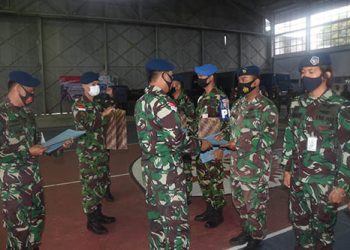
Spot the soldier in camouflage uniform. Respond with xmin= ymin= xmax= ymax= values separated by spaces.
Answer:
xmin=134 ymin=59 xmax=209 ymax=249
xmin=193 ymin=64 xmax=229 ymax=228
xmin=220 ymin=65 xmax=278 ymax=249
xmin=94 ymin=85 xmax=116 ymax=202
xmin=282 ymin=53 xmax=350 ymax=249
xmin=169 ymin=74 xmax=196 ymax=204
xmin=0 ymin=71 xmax=72 ymax=250
xmin=72 ymin=72 xmax=116 ymax=235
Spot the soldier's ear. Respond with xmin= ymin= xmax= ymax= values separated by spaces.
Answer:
xmin=253 ymin=78 xmax=260 ymax=87
xmin=324 ymin=71 xmax=332 ymax=79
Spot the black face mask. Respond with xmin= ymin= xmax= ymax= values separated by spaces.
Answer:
xmin=238 ymin=79 xmax=256 ymax=95
xmin=19 ymin=85 xmax=34 ymax=106
xmin=302 ymin=76 xmax=323 ymax=92
xmin=168 ymin=87 xmax=176 ymax=97
xmin=162 ymin=72 xmax=173 ymax=90
xmin=198 ymin=77 xmax=210 ymax=88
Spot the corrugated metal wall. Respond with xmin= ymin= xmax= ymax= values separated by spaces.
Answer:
xmin=0 ymin=0 xmax=270 ymax=114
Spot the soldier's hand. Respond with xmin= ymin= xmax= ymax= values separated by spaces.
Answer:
xmin=29 ymin=144 xmax=46 ymax=156
xmin=102 ymin=107 xmax=115 ymax=117
xmin=106 ymin=87 xmax=113 ymax=97
xmin=213 ymin=149 xmax=224 ymax=160
xmin=220 ymin=141 xmax=236 ymax=151
xmin=201 ymin=140 xmax=212 ymax=152
xmin=328 ymin=187 xmax=345 ymax=204
xmin=62 ymin=138 xmax=73 ymax=149
xmin=283 ymin=171 xmax=291 ymax=188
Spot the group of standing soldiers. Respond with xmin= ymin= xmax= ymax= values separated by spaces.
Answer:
xmin=135 ymin=52 xmax=350 ymax=250
xmin=0 ymin=70 xmax=118 ymax=249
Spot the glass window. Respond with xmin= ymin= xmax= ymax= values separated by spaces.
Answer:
xmin=274 ymin=4 xmax=350 ymax=55
xmin=275 ymin=18 xmax=306 ymax=35
xmin=274 ymin=30 xmax=306 ymax=55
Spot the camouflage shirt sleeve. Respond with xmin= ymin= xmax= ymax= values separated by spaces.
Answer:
xmin=335 ymin=105 xmax=350 ymax=191
xmin=183 ymin=96 xmax=196 ymax=136
xmin=155 ymin=96 xmax=199 ymax=154
xmin=281 ymin=99 xmax=297 ymax=172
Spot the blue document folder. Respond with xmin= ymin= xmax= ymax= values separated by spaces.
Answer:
xmin=43 ymin=129 xmax=86 ymax=154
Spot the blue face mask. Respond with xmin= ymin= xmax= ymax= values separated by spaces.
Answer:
xmin=302 ymin=76 xmax=322 ymax=92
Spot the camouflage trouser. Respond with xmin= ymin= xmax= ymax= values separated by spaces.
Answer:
xmin=289 ymin=179 xmax=337 ymax=249
xmin=182 ymin=154 xmax=193 ymax=197
xmin=78 ymin=151 xmax=109 ymax=214
xmin=196 ymin=158 xmax=225 ymax=209
xmin=231 ymin=178 xmax=268 ymax=239
xmin=0 ymin=164 xmax=45 ymax=250
xmin=142 ymin=158 xmax=189 ymax=250
xmin=103 ymin=150 xmax=112 ymax=188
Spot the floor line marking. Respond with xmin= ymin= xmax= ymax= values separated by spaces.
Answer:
xmin=43 ymin=173 xmax=129 ymax=188
xmin=227 ymin=204 xmax=348 ymax=250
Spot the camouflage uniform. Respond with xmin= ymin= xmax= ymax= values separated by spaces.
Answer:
xmin=72 ymin=95 xmax=109 ymax=214
xmin=0 ymin=99 xmax=45 ymax=250
xmin=135 ymin=85 xmax=200 ymax=250
xmin=195 ymin=86 xmax=228 ymax=209
xmin=94 ymin=93 xmax=116 ymax=192
xmin=173 ymin=90 xmax=196 ymax=197
xmin=228 ymin=92 xmax=278 ymax=240
xmin=281 ymin=89 xmax=350 ymax=249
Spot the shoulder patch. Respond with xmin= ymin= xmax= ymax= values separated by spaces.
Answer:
xmin=169 ymin=102 xmax=177 ymax=112
xmin=76 ymin=103 xmax=86 ymax=111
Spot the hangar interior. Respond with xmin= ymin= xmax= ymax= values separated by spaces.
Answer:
xmin=1 ymin=0 xmax=350 ymax=250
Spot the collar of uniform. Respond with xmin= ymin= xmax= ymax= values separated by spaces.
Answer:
xmin=203 ymin=86 xmax=219 ymax=96
xmin=244 ymin=91 xmax=263 ymax=104
xmin=4 ymin=97 xmax=22 ymax=111
xmin=145 ymin=85 xmax=166 ymax=95
xmin=306 ymin=88 xmax=333 ymax=103
xmin=83 ymin=94 xmax=94 ymax=103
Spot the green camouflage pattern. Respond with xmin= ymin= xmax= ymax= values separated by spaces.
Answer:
xmin=72 ymin=95 xmax=109 ymax=214
xmin=228 ymin=93 xmax=278 ymax=239
xmin=172 ymin=90 xmax=196 ymax=197
xmin=195 ymin=87 xmax=228 ymax=209
xmin=290 ymin=180 xmax=337 ymax=249
xmin=94 ymin=93 xmax=117 ymax=188
xmin=281 ymin=89 xmax=350 ymax=248
xmin=0 ymin=99 xmax=45 ymax=250
xmin=135 ymin=85 xmax=199 ymax=250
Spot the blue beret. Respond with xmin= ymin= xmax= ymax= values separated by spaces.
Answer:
xmin=9 ymin=71 xmax=40 ymax=87
xmin=194 ymin=64 xmax=218 ymax=76
xmin=299 ymin=52 xmax=332 ymax=71
xmin=80 ymin=71 xmax=99 ymax=84
xmin=238 ymin=65 xmax=260 ymax=77
xmin=145 ymin=58 xmax=175 ymax=72
xmin=172 ymin=74 xmax=184 ymax=83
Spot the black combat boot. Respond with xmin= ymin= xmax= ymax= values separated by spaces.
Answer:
xmin=229 ymin=231 xmax=250 ymax=247
xmin=97 ymin=204 xmax=116 ymax=224
xmin=104 ymin=185 xmax=115 ymax=202
xmin=194 ymin=203 xmax=214 ymax=221
xmin=244 ymin=237 xmax=262 ymax=250
xmin=205 ymin=207 xmax=224 ymax=228
xmin=87 ymin=210 xmax=108 ymax=234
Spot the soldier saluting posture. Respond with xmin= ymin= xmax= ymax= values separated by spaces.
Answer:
xmin=0 ymin=71 xmax=72 ymax=250
xmin=282 ymin=53 xmax=350 ymax=249
xmin=72 ymin=72 xmax=116 ymax=235
xmin=134 ymin=59 xmax=210 ymax=250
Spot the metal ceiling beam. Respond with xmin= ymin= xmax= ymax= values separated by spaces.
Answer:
xmin=0 ymin=9 xmax=269 ymax=36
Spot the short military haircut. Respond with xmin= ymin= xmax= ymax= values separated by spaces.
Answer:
xmin=148 ymin=71 xmax=162 ymax=83
xmin=8 ymin=80 xmax=17 ymax=90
